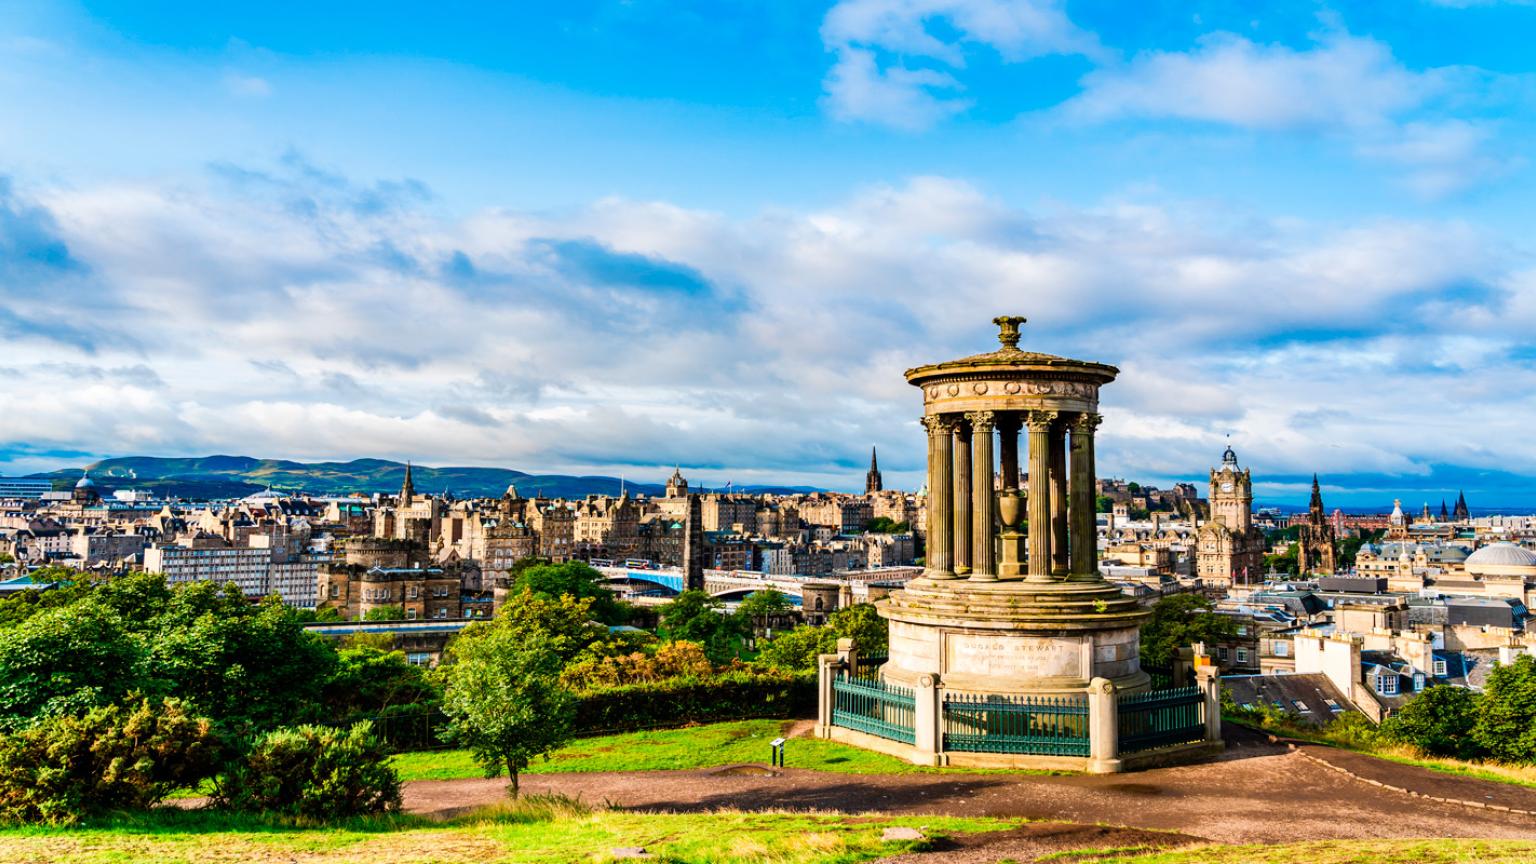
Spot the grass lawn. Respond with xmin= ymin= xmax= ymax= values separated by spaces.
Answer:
xmin=390 ymin=719 xmax=1062 ymax=782
xmin=1097 ymin=839 xmax=1536 ymax=863
xmin=0 ymin=799 xmax=1014 ymax=864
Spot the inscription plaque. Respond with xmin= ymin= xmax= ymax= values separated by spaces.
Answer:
xmin=944 ymin=633 xmax=1084 ymax=679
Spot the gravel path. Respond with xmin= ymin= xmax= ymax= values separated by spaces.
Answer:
xmin=403 ymin=729 xmax=1536 ymax=845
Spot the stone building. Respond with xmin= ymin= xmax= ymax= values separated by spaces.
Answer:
xmin=1195 ymin=446 xmax=1265 ymax=587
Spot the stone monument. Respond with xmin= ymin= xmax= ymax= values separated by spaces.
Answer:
xmin=880 ymin=315 xmax=1150 ymax=699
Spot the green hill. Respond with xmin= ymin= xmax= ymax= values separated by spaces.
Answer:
xmin=30 ymin=456 xmax=819 ymax=500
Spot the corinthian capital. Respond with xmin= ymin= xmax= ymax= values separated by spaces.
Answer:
xmin=1073 ymin=412 xmax=1103 ymax=435
xmin=964 ymin=410 xmax=996 ymax=433
xmin=1024 ymin=409 xmax=1058 ymax=433
xmin=921 ymin=414 xmax=958 ymax=436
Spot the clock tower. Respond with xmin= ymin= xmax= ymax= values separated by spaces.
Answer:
xmin=1209 ymin=445 xmax=1252 ymax=532
xmin=1196 ymin=445 xmax=1264 ymax=587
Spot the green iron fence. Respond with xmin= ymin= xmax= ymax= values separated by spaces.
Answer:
xmin=1142 ymin=665 xmax=1175 ymax=690
xmin=831 ymin=673 xmax=915 ymax=744
xmin=1117 ymin=685 xmax=1205 ymax=754
xmin=941 ymin=691 xmax=1090 ymax=756
xmin=851 ymin=655 xmax=889 ymax=680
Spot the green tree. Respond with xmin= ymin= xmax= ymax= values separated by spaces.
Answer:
xmin=1139 ymin=594 xmax=1238 ymax=669
xmin=1264 ymin=543 xmax=1300 ymax=576
xmin=1473 ymin=654 xmax=1536 ymax=763
xmin=735 ymin=589 xmax=792 ymax=639
xmin=0 ymin=603 xmax=142 ymax=730
xmin=828 ymin=604 xmax=888 ymax=656
xmin=435 ymin=616 xmax=575 ymax=796
xmin=496 ymin=589 xmax=607 ymax=663
xmin=660 ymin=590 xmax=743 ymax=663
xmin=512 ymin=561 xmax=628 ymax=625
xmin=756 ymin=626 xmax=835 ymax=671
xmin=322 ymin=646 xmax=438 ymax=719
xmin=864 ymin=517 xmax=910 ymax=534
xmin=363 ymin=604 xmax=404 ymax=621
xmin=217 ymin=721 xmax=401 ymax=819
xmin=1096 ymin=495 xmax=1114 ymax=513
xmin=1379 ymin=684 xmax=1483 ymax=759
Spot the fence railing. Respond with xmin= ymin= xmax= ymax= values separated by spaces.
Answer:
xmin=942 ymin=691 xmax=1090 ymax=756
xmin=1117 ymin=685 xmax=1205 ymax=754
xmin=850 ymin=654 xmax=889 ymax=680
xmin=831 ymin=673 xmax=915 ymax=744
xmin=1142 ymin=665 xmax=1175 ymax=691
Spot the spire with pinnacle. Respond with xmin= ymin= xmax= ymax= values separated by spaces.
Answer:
xmin=865 ymin=445 xmax=884 ymax=494
xmin=1454 ymin=490 xmax=1470 ymax=522
xmin=400 ymin=462 xmax=416 ymax=507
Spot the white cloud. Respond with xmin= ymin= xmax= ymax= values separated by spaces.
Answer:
xmin=2 ymin=165 xmax=1532 ymax=492
xmin=222 ymin=72 xmax=272 ymax=98
xmin=1063 ymin=32 xmax=1431 ymax=130
xmin=820 ymin=0 xmax=1099 ymax=129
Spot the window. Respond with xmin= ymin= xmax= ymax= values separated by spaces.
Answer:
xmin=1292 ymin=700 xmax=1310 ymax=712
xmin=1236 ymin=648 xmax=1249 ymax=664
xmin=1273 ymin=641 xmax=1289 ymax=657
xmin=1324 ymin=698 xmax=1342 ymax=712
xmin=1377 ymin=674 xmax=1398 ymax=696
xmin=1434 ymin=659 xmax=1448 ymax=677
xmin=406 ymin=608 xmax=416 ymax=620
xmin=408 ymin=586 xmax=418 ymax=599
xmin=406 ymin=652 xmax=430 ymax=667
xmin=1413 ymin=674 xmax=1425 ymax=692
xmin=1217 ymin=647 xmax=1229 ymax=661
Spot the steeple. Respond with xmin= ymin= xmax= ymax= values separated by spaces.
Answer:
xmin=1454 ymin=490 xmax=1470 ymax=522
xmin=1440 ymin=499 xmax=1449 ymax=522
xmin=865 ymin=446 xmax=884 ymax=494
xmin=1309 ymin=474 xmax=1324 ymax=513
xmin=400 ymin=462 xmax=416 ymax=507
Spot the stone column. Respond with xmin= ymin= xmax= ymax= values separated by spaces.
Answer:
xmin=1049 ymin=421 xmax=1070 ymax=576
xmin=953 ymin=419 xmax=972 ymax=577
xmin=922 ymin=415 xmax=957 ymax=580
xmin=1025 ymin=410 xmax=1057 ymax=581
xmin=998 ymin=413 xmax=1021 ymax=491
xmin=1069 ymin=413 xmax=1102 ymax=581
xmin=815 ymin=653 xmax=839 ymax=737
xmin=1195 ymin=651 xmax=1223 ymax=744
xmin=967 ymin=411 xmax=997 ymax=581
xmin=1087 ymin=677 xmax=1123 ymax=774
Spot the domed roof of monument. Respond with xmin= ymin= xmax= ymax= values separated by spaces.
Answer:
xmin=905 ymin=316 xmax=1118 ymax=384
xmin=75 ymin=473 xmax=96 ymax=489
xmin=1465 ymin=543 xmax=1536 ymax=568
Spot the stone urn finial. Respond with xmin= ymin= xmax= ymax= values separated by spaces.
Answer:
xmin=993 ymin=315 xmax=1027 ymax=350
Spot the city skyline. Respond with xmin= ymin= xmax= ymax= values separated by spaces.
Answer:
xmin=6 ymin=3 xmax=1536 ymax=505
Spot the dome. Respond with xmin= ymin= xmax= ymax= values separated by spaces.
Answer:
xmin=74 ymin=473 xmax=96 ymax=489
xmin=1465 ymin=543 xmax=1536 ymax=578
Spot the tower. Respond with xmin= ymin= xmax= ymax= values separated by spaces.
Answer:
xmin=1297 ymin=475 xmax=1338 ymax=575
xmin=1453 ymin=491 xmax=1470 ymax=522
xmin=864 ymin=446 xmax=884 ymax=495
xmin=1208 ymin=445 xmax=1252 ymax=532
xmin=400 ymin=462 xmax=416 ymax=507
xmin=681 ymin=493 xmax=705 ymax=592
xmin=665 ymin=466 xmax=688 ymax=499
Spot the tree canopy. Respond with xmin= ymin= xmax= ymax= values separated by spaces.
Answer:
xmin=1138 ymin=593 xmax=1238 ymax=669
xmin=510 ymin=561 xmax=629 ymax=625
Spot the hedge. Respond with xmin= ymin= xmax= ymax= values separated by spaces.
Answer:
xmin=571 ymin=670 xmax=816 ymax=734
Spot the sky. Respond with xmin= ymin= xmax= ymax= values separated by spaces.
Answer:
xmin=3 ymin=1 xmax=1536 ymax=508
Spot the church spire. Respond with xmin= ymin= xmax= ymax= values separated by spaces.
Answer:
xmin=865 ymin=445 xmax=884 ymax=494
xmin=401 ymin=461 xmax=416 ymax=507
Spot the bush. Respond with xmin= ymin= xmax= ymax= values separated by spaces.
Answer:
xmin=1379 ymin=684 xmax=1483 ymax=760
xmin=573 ymin=669 xmax=815 ymax=733
xmin=0 ymin=698 xmax=221 ymax=825
xmin=560 ymin=640 xmax=714 ymax=691
xmin=217 ymin=722 xmax=401 ymax=820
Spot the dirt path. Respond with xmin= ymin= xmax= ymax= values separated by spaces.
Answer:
xmin=404 ymin=730 xmax=1536 ymax=845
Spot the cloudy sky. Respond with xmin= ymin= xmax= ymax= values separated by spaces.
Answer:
xmin=3 ymin=1 xmax=1536 ymax=507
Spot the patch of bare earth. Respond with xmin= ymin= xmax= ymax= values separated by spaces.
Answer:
xmin=874 ymin=822 xmax=1201 ymax=864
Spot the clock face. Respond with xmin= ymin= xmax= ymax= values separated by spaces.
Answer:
xmin=1221 ymin=482 xmax=1234 ymax=493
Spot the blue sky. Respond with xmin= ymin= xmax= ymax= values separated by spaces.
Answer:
xmin=3 ymin=1 xmax=1536 ymax=508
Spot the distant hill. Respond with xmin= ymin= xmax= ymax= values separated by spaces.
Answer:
xmin=28 ymin=455 xmax=819 ymax=500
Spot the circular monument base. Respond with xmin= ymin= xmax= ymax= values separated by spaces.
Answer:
xmin=877 ymin=576 xmax=1153 ymax=694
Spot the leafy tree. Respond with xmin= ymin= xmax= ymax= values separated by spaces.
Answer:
xmin=1473 ymin=654 xmax=1536 ymax=763
xmin=511 ymin=561 xmax=628 ymax=625
xmin=363 ymin=604 xmax=405 ymax=621
xmin=735 ymin=589 xmax=792 ymax=638
xmin=864 ymin=517 xmax=909 ymax=534
xmin=756 ymin=625 xmax=835 ymax=672
xmin=322 ymin=647 xmax=438 ymax=719
xmin=1139 ymin=593 xmax=1238 ymax=669
xmin=1264 ymin=543 xmax=1300 ymax=576
xmin=1379 ymin=685 xmax=1483 ymax=759
xmin=218 ymin=722 xmax=401 ymax=819
xmin=0 ymin=698 xmax=221 ymax=825
xmin=496 ymin=589 xmax=606 ymax=663
xmin=828 ymin=604 xmax=888 ymax=655
xmin=0 ymin=603 xmax=142 ymax=730
xmin=435 ymin=616 xmax=575 ymax=796
xmin=660 ymin=590 xmax=743 ymax=663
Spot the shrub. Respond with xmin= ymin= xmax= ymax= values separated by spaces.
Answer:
xmin=560 ymin=639 xmax=714 ymax=691
xmin=573 ymin=669 xmax=815 ymax=733
xmin=0 ymin=698 xmax=221 ymax=825
xmin=218 ymin=722 xmax=401 ymax=820
xmin=1379 ymin=684 xmax=1484 ymax=760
